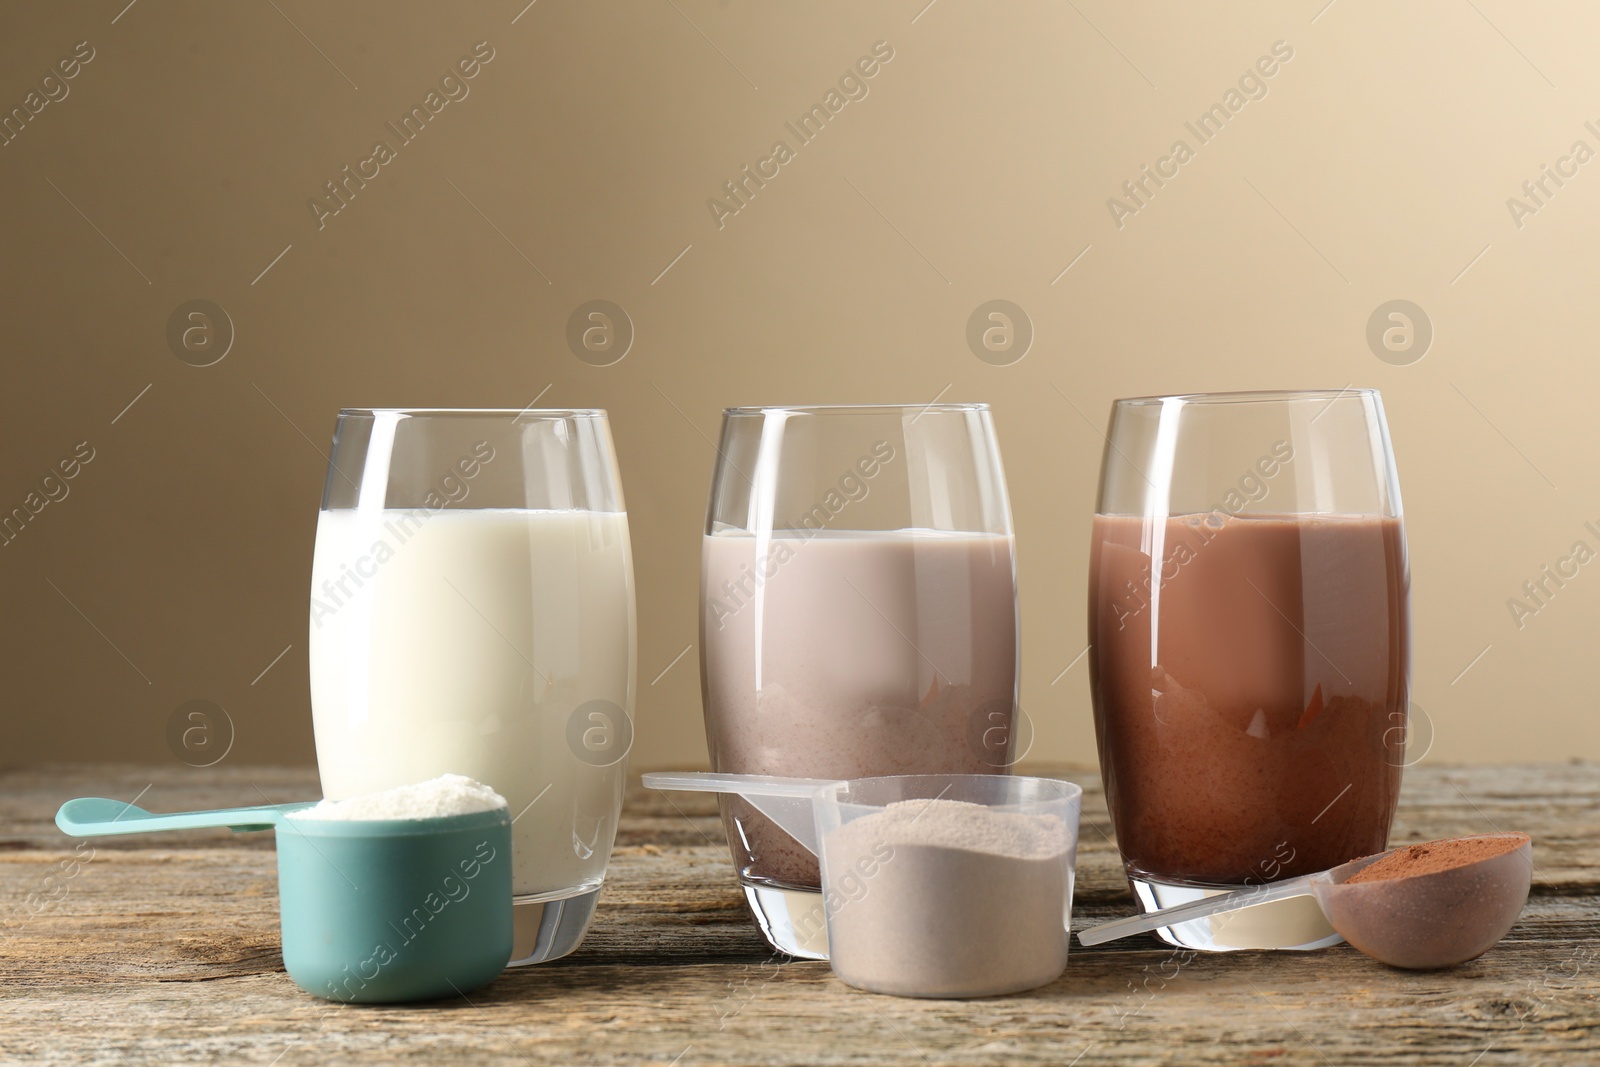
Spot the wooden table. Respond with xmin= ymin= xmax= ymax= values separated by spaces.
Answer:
xmin=2 ymin=763 xmax=1596 ymax=1065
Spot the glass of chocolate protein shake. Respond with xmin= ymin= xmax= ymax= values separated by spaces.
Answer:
xmin=701 ymin=404 xmax=1019 ymax=958
xmin=1089 ymin=389 xmax=1409 ymax=952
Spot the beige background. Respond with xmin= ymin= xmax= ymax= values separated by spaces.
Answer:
xmin=2 ymin=1 xmax=1594 ymax=773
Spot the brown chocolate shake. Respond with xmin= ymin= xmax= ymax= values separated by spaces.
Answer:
xmin=1089 ymin=512 xmax=1408 ymax=886
xmin=702 ymin=529 xmax=1018 ymax=889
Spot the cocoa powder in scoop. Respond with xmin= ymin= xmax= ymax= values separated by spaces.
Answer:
xmin=1346 ymin=834 xmax=1528 ymax=884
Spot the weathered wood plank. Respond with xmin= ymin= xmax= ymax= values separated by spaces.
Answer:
xmin=1 ymin=763 xmax=1596 ymax=1065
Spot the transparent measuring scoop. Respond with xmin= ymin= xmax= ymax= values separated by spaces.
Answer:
xmin=644 ymin=770 xmax=1085 ymax=997
xmin=1080 ymin=833 xmax=1532 ymax=969
xmin=640 ymin=772 xmax=841 ymax=857
xmin=644 ymin=772 xmax=848 ymax=959
xmin=1079 ymin=870 xmax=1337 ymax=946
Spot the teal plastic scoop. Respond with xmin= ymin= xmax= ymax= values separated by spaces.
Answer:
xmin=56 ymin=797 xmax=312 ymax=835
xmin=56 ymin=793 xmax=513 ymax=1003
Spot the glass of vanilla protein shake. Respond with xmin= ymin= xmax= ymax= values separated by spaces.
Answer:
xmin=309 ymin=410 xmax=635 ymax=966
xmin=1089 ymin=389 xmax=1409 ymax=952
xmin=701 ymin=404 xmax=1019 ymax=958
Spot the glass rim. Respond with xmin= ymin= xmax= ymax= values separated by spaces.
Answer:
xmin=336 ymin=407 xmax=607 ymax=419
xmin=1111 ymin=388 xmax=1378 ymax=407
xmin=721 ymin=402 xmax=990 ymax=416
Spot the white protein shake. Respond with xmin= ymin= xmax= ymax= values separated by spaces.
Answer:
xmin=309 ymin=507 xmax=635 ymax=899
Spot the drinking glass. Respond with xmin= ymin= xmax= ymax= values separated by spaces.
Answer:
xmin=701 ymin=403 xmax=1018 ymax=958
xmin=1089 ymin=389 xmax=1409 ymax=951
xmin=309 ymin=409 xmax=635 ymax=965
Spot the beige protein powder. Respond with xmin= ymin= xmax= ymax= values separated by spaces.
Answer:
xmin=822 ymin=798 xmax=1070 ymax=998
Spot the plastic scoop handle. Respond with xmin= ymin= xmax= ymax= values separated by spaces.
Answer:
xmin=1077 ymin=871 xmax=1330 ymax=946
xmin=56 ymin=797 xmax=315 ymax=837
xmin=641 ymin=772 xmax=844 ymax=858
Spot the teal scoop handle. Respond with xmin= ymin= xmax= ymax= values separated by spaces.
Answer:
xmin=56 ymin=797 xmax=316 ymax=837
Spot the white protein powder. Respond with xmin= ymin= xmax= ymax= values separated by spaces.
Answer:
xmin=287 ymin=773 xmax=507 ymax=821
xmin=822 ymin=798 xmax=1070 ymax=998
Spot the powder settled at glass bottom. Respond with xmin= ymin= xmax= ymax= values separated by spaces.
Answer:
xmin=1346 ymin=834 xmax=1527 ymax=884
xmin=821 ymin=799 xmax=1070 ymax=999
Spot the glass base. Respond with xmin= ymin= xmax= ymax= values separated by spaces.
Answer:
xmin=742 ymin=883 xmax=829 ymax=960
xmin=1132 ymin=877 xmax=1344 ymax=952
xmin=509 ymin=886 xmax=600 ymax=966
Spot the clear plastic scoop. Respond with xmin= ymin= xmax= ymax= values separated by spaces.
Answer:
xmin=1078 ymin=870 xmax=1336 ymax=946
xmin=645 ymin=770 xmax=1084 ymax=998
xmin=1079 ymin=832 xmax=1532 ymax=969
xmin=640 ymin=772 xmax=842 ymax=855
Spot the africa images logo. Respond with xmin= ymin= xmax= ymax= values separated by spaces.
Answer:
xmin=705 ymin=41 xmax=895 ymax=230
xmin=1104 ymin=40 xmax=1295 ymax=229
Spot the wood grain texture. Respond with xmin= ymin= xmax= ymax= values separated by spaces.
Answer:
xmin=1 ymin=763 xmax=1596 ymax=1066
